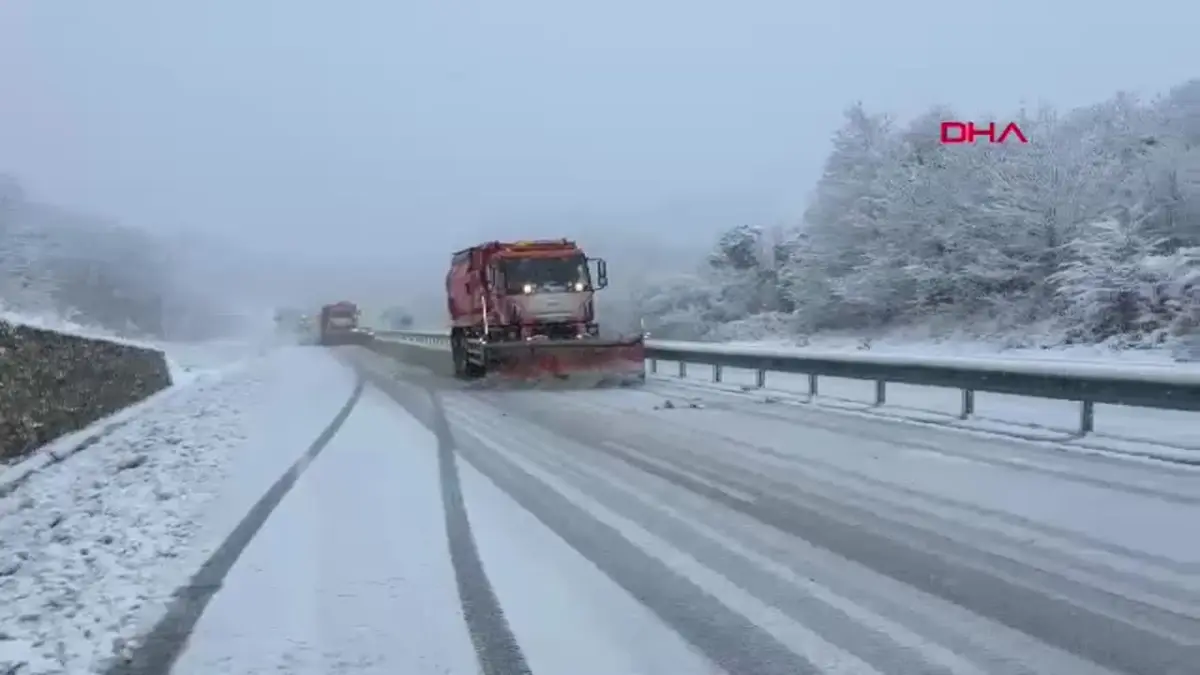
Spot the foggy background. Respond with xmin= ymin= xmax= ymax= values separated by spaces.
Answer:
xmin=2 ymin=0 xmax=1198 ymax=334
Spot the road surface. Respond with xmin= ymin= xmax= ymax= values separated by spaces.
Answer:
xmin=188 ymin=345 xmax=1200 ymax=674
xmin=12 ymin=343 xmax=1195 ymax=674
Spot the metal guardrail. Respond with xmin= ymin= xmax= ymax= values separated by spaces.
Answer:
xmin=372 ymin=329 xmax=1200 ymax=436
xmin=377 ymin=329 xmax=451 ymax=348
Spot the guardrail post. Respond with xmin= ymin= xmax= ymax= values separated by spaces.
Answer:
xmin=678 ymin=361 xmax=687 ymax=378
xmin=960 ymin=389 xmax=975 ymax=419
xmin=755 ymin=369 xmax=766 ymax=388
xmin=1079 ymin=401 xmax=1094 ymax=435
xmin=713 ymin=364 xmax=723 ymax=383
xmin=874 ymin=380 xmax=886 ymax=406
xmin=808 ymin=373 xmax=818 ymax=400
xmin=649 ymin=359 xmax=658 ymax=374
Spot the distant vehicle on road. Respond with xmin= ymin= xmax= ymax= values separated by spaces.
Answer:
xmin=318 ymin=301 xmax=373 ymax=346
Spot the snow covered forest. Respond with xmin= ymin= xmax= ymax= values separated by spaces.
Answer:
xmin=1 ymin=176 xmax=167 ymax=336
xmin=0 ymin=176 xmax=267 ymax=340
xmin=0 ymin=175 xmax=437 ymax=340
xmin=638 ymin=79 xmax=1200 ymax=352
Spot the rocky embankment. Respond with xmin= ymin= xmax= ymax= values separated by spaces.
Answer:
xmin=0 ymin=320 xmax=172 ymax=462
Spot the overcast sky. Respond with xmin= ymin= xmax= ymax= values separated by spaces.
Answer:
xmin=2 ymin=0 xmax=1198 ymax=273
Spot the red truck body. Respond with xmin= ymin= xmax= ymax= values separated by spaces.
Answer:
xmin=444 ymin=239 xmax=644 ymax=385
xmin=447 ymin=239 xmax=598 ymax=341
xmin=318 ymin=301 xmax=371 ymax=346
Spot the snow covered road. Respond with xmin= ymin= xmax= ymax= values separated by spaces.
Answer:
xmin=8 ymin=343 xmax=1196 ymax=674
xmin=168 ymin=386 xmax=478 ymax=675
xmin=0 ymin=346 xmax=359 ymax=675
xmin=349 ymin=348 xmax=1200 ymax=675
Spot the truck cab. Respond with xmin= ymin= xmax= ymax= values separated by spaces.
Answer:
xmin=491 ymin=250 xmax=607 ymax=337
xmin=448 ymin=240 xmax=609 ymax=342
xmin=445 ymin=239 xmax=642 ymax=384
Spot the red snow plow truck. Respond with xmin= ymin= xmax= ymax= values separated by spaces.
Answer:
xmin=318 ymin=301 xmax=373 ymax=346
xmin=446 ymin=239 xmax=645 ymax=387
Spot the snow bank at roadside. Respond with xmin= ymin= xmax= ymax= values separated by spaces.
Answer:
xmin=0 ymin=358 xmax=267 ymax=675
xmin=0 ymin=308 xmax=157 ymax=351
xmin=157 ymin=339 xmax=277 ymax=387
xmin=719 ymin=330 xmax=1200 ymax=369
xmin=0 ymin=306 xmax=285 ymax=386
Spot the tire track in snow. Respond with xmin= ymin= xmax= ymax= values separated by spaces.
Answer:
xmin=444 ymin=402 xmax=831 ymax=675
xmin=348 ymin=348 xmax=532 ymax=675
xmin=495 ymin=391 xmax=1200 ymax=675
xmin=101 ymin=377 xmax=365 ymax=675
xmin=427 ymin=389 xmax=533 ymax=675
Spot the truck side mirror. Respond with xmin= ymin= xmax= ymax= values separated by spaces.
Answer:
xmin=592 ymin=258 xmax=608 ymax=289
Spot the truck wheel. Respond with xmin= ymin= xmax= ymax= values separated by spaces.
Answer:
xmin=465 ymin=360 xmax=486 ymax=379
xmin=458 ymin=340 xmax=486 ymax=379
xmin=451 ymin=338 xmax=467 ymax=378
xmin=465 ymin=345 xmax=488 ymax=379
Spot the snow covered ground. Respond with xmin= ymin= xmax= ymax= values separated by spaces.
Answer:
xmin=170 ymin=385 xmax=478 ymax=675
xmin=459 ymin=446 xmax=720 ymax=675
xmin=647 ymin=359 xmax=1200 ymax=462
xmin=0 ymin=308 xmax=153 ymax=349
xmin=717 ymin=330 xmax=1200 ymax=368
xmin=376 ymin=332 xmax=1200 ymax=460
xmin=0 ymin=346 xmax=357 ymax=675
xmin=0 ymin=306 xmax=282 ymax=389
xmin=437 ymin=385 xmax=1200 ymax=674
xmin=5 ymin=325 xmax=1195 ymax=674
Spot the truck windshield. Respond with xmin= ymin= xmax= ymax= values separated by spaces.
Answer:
xmin=501 ymin=256 xmax=589 ymax=293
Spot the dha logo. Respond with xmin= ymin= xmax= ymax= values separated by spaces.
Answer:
xmin=940 ymin=121 xmax=1028 ymax=144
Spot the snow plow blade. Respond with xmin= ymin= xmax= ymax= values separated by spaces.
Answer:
xmin=320 ymin=330 xmax=375 ymax=347
xmin=478 ymin=337 xmax=646 ymax=389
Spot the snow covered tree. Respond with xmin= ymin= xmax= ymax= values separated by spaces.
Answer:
xmin=0 ymin=178 xmax=62 ymax=315
xmin=633 ymin=272 xmax=721 ymax=340
xmin=703 ymin=224 xmax=794 ymax=322
xmin=0 ymin=181 xmax=180 ymax=336
xmin=634 ymin=77 xmax=1200 ymax=352
xmin=1051 ymin=218 xmax=1165 ymax=341
xmin=790 ymin=103 xmax=898 ymax=328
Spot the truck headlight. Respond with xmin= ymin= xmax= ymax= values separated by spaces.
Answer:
xmin=574 ymin=282 xmax=585 ymax=291
xmin=523 ymin=283 xmax=534 ymax=294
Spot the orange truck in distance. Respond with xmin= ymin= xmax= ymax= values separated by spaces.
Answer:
xmin=318 ymin=301 xmax=373 ymax=346
xmin=445 ymin=239 xmax=645 ymax=386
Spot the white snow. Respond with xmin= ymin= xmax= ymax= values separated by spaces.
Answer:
xmin=171 ymin=385 xmax=478 ymax=675
xmin=0 ymin=307 xmax=157 ymax=351
xmin=0 ymin=382 xmax=194 ymax=495
xmin=452 ymin=406 xmax=878 ymax=675
xmin=386 ymin=329 xmax=1200 ymax=381
xmin=718 ymin=333 xmax=1200 ymax=369
xmin=156 ymin=339 xmax=279 ymax=387
xmin=649 ymin=361 xmax=1200 ymax=458
xmin=0 ymin=305 xmax=280 ymax=389
xmin=0 ymin=346 xmax=356 ymax=675
xmin=633 ymin=83 xmax=1200 ymax=366
xmin=456 ymin=444 xmax=723 ymax=675
xmin=381 ymin=330 xmax=1200 ymax=454
xmin=438 ymin=386 xmax=1192 ymax=674
xmin=568 ymin=388 xmax=1200 ymax=569
xmin=649 ymin=339 xmax=1200 ymax=384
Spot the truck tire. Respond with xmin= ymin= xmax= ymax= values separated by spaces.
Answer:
xmin=457 ymin=338 xmax=486 ymax=379
xmin=466 ymin=358 xmax=486 ymax=379
xmin=452 ymin=338 xmax=467 ymax=378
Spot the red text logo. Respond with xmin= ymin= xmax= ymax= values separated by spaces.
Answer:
xmin=940 ymin=121 xmax=1028 ymax=144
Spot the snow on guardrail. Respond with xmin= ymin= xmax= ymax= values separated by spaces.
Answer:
xmin=373 ymin=329 xmax=1200 ymax=441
